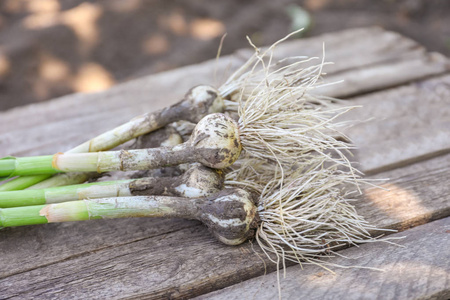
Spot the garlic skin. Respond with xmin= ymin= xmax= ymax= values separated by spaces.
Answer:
xmin=198 ymin=188 xmax=258 ymax=246
xmin=12 ymin=114 xmax=242 ymax=177
xmin=37 ymin=188 xmax=258 ymax=246
xmin=179 ymin=85 xmax=225 ymax=123
xmin=173 ymin=164 xmax=223 ymax=198
xmin=187 ymin=113 xmax=242 ymax=169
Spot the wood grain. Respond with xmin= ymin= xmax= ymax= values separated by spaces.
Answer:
xmin=318 ymin=51 xmax=449 ymax=98
xmin=345 ymin=74 xmax=450 ymax=174
xmin=0 ymin=27 xmax=449 ymax=299
xmin=198 ymin=217 xmax=450 ymax=300
xmin=1 ymin=152 xmax=449 ymax=299
xmin=0 ymin=27 xmax=448 ymax=157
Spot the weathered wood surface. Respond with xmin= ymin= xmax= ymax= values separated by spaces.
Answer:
xmin=1 ymin=27 xmax=449 ymax=157
xmin=343 ymin=74 xmax=450 ymax=174
xmin=1 ymin=151 xmax=450 ymax=299
xmin=0 ymin=27 xmax=449 ymax=299
xmin=198 ymin=217 xmax=450 ymax=300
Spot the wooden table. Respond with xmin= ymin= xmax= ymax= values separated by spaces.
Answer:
xmin=1 ymin=27 xmax=449 ymax=299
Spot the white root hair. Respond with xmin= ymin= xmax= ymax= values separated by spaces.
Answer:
xmin=221 ymin=32 xmax=387 ymax=271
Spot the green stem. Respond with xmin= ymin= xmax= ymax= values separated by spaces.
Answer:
xmin=0 ymin=205 xmax=48 ymax=227
xmin=0 ymin=196 xmax=194 ymax=227
xmin=0 ymin=189 xmax=45 ymax=207
xmin=1 ymin=164 xmax=223 ymax=207
xmin=0 ymin=156 xmax=59 ymax=177
xmin=0 ymin=179 xmax=132 ymax=208
xmin=25 ymin=125 xmax=188 ymax=190
xmin=1 ymin=114 xmax=241 ymax=177
xmin=1 ymin=148 xmax=194 ymax=176
xmin=27 ymin=172 xmax=97 ymax=190
xmin=0 ymin=175 xmax=52 ymax=191
xmin=0 ymin=188 xmax=257 ymax=246
xmin=1 ymin=86 xmax=222 ymax=191
xmin=0 ymin=159 xmax=15 ymax=178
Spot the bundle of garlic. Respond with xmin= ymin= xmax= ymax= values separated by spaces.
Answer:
xmin=0 ymin=32 xmax=382 ymax=270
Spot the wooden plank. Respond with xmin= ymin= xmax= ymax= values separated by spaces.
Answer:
xmin=1 ymin=27 xmax=448 ymax=157
xmin=354 ymin=151 xmax=450 ymax=232
xmin=0 ymin=71 xmax=448 ymax=279
xmin=344 ymin=74 xmax=450 ymax=174
xmin=2 ymin=72 xmax=449 ymax=183
xmin=317 ymin=51 xmax=449 ymax=98
xmin=0 ymin=27 xmax=449 ymax=298
xmin=0 ymin=26 xmax=423 ymax=130
xmin=1 ymin=152 xmax=449 ymax=299
xmin=197 ymin=217 xmax=450 ymax=300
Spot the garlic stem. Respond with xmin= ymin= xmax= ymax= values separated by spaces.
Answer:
xmin=0 ymin=188 xmax=257 ymax=246
xmin=1 ymin=85 xmax=223 ymax=191
xmin=0 ymin=164 xmax=223 ymax=208
xmin=0 ymin=114 xmax=241 ymax=177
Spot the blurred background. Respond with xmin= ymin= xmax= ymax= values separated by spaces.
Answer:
xmin=0 ymin=0 xmax=448 ymax=111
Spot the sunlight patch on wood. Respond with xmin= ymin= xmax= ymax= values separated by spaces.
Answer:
xmin=0 ymin=52 xmax=10 ymax=77
xmin=365 ymin=183 xmax=431 ymax=221
xmin=305 ymin=271 xmax=336 ymax=284
xmin=379 ymin=261 xmax=450 ymax=288
xmin=190 ymin=18 xmax=225 ymax=40
xmin=22 ymin=2 xmax=101 ymax=54
xmin=303 ymin=261 xmax=449 ymax=297
xmin=72 ymin=63 xmax=115 ymax=93
xmin=22 ymin=12 xmax=59 ymax=29
xmin=158 ymin=12 xmax=188 ymax=36
xmin=60 ymin=3 xmax=102 ymax=53
xmin=384 ymin=261 xmax=450 ymax=276
xmin=39 ymin=53 xmax=70 ymax=82
xmin=143 ymin=33 xmax=170 ymax=55
xmin=26 ymin=0 xmax=60 ymax=14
